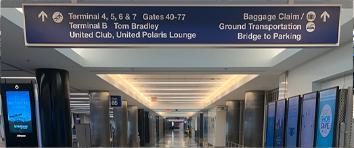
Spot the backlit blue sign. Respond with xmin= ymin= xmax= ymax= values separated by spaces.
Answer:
xmin=266 ymin=102 xmax=276 ymax=147
xmin=23 ymin=5 xmax=340 ymax=47
xmin=300 ymin=92 xmax=317 ymax=147
xmin=315 ymin=87 xmax=338 ymax=147
xmin=275 ymin=99 xmax=286 ymax=147
xmin=285 ymin=96 xmax=300 ymax=148
xmin=110 ymin=96 xmax=122 ymax=107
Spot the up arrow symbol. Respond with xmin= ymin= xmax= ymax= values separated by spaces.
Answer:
xmin=320 ymin=11 xmax=330 ymax=22
xmin=38 ymin=11 xmax=48 ymax=22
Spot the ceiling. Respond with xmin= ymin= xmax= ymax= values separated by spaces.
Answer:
xmin=118 ymin=74 xmax=234 ymax=103
xmin=97 ymin=74 xmax=257 ymax=110
xmin=1 ymin=1 xmax=353 ymax=118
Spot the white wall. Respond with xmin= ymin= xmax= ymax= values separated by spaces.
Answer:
xmin=318 ymin=74 xmax=352 ymax=90
xmin=287 ymin=42 xmax=352 ymax=96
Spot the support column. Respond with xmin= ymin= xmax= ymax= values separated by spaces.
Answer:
xmin=278 ymin=72 xmax=288 ymax=100
xmin=128 ymin=105 xmax=139 ymax=147
xmin=243 ymin=91 xmax=265 ymax=147
xmin=89 ymin=91 xmax=110 ymax=147
xmin=113 ymin=101 xmax=128 ymax=147
xmin=197 ymin=113 xmax=204 ymax=145
xmin=138 ymin=109 xmax=146 ymax=146
xmin=156 ymin=116 xmax=160 ymax=141
xmin=149 ymin=113 xmax=156 ymax=146
xmin=239 ymin=101 xmax=245 ymax=145
xmin=35 ymin=68 xmax=72 ymax=147
xmin=159 ymin=117 xmax=163 ymax=141
xmin=144 ymin=111 xmax=150 ymax=144
xmin=226 ymin=100 xmax=242 ymax=145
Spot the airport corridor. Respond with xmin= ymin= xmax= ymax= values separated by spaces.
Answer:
xmin=1 ymin=0 xmax=354 ymax=147
xmin=156 ymin=130 xmax=200 ymax=147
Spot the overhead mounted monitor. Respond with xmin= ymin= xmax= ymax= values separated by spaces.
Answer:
xmin=315 ymin=87 xmax=339 ymax=147
xmin=299 ymin=92 xmax=318 ymax=147
xmin=266 ymin=101 xmax=276 ymax=147
xmin=274 ymin=99 xmax=286 ymax=147
xmin=285 ymin=95 xmax=301 ymax=148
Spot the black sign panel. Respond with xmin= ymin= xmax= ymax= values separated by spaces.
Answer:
xmin=1 ymin=83 xmax=38 ymax=146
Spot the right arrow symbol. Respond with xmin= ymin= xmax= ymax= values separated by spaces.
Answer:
xmin=320 ymin=11 xmax=330 ymax=22
xmin=38 ymin=11 xmax=48 ymax=22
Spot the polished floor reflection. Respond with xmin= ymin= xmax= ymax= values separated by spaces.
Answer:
xmin=156 ymin=130 xmax=199 ymax=147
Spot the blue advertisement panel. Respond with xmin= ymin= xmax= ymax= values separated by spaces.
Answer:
xmin=285 ymin=96 xmax=301 ymax=148
xmin=274 ymin=99 xmax=286 ymax=147
xmin=23 ymin=5 xmax=340 ymax=47
xmin=266 ymin=102 xmax=276 ymax=147
xmin=300 ymin=92 xmax=317 ymax=147
xmin=315 ymin=87 xmax=338 ymax=147
xmin=6 ymin=91 xmax=33 ymax=133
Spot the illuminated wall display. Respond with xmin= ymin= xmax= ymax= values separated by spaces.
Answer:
xmin=23 ymin=5 xmax=340 ymax=47
xmin=274 ymin=99 xmax=286 ymax=147
xmin=6 ymin=91 xmax=33 ymax=134
xmin=315 ymin=87 xmax=339 ymax=147
xmin=300 ymin=92 xmax=318 ymax=147
xmin=1 ymin=83 xmax=38 ymax=147
xmin=285 ymin=96 xmax=301 ymax=148
xmin=266 ymin=102 xmax=276 ymax=147
xmin=110 ymin=96 xmax=122 ymax=107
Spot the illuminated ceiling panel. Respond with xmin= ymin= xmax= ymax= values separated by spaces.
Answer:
xmin=98 ymin=73 xmax=258 ymax=117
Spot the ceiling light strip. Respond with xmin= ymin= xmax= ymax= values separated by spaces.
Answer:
xmin=204 ymin=75 xmax=258 ymax=107
xmin=142 ymin=88 xmax=212 ymax=91
xmin=155 ymin=96 xmax=204 ymax=99
xmin=145 ymin=93 xmax=207 ymax=95
xmin=132 ymin=81 xmax=224 ymax=84
xmin=70 ymin=97 xmax=90 ymax=100
xmin=97 ymin=74 xmax=151 ymax=107
xmin=157 ymin=100 xmax=203 ymax=102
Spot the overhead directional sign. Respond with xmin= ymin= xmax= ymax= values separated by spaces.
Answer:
xmin=23 ymin=4 xmax=340 ymax=47
xmin=110 ymin=96 xmax=121 ymax=108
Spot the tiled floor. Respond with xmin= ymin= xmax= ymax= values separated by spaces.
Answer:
xmin=156 ymin=130 xmax=200 ymax=147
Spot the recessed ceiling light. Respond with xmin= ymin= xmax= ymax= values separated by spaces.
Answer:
xmin=70 ymin=93 xmax=89 ymax=96
xmin=142 ymin=88 xmax=212 ymax=91
xmin=157 ymin=100 xmax=203 ymax=102
xmin=70 ymin=97 xmax=90 ymax=100
xmin=132 ymin=81 xmax=223 ymax=84
xmin=16 ymin=8 xmax=23 ymax=13
xmin=156 ymin=96 xmax=204 ymax=99
xmin=1 ymin=77 xmax=36 ymax=79
xmin=144 ymin=93 xmax=207 ymax=95
xmin=169 ymin=102 xmax=201 ymax=104
xmin=70 ymin=104 xmax=90 ymax=106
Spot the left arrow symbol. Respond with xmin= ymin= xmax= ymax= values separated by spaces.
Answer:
xmin=38 ymin=11 xmax=48 ymax=22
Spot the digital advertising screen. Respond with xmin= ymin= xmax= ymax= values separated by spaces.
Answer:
xmin=1 ymin=83 xmax=38 ymax=146
xmin=315 ymin=87 xmax=338 ymax=147
xmin=274 ymin=99 xmax=286 ymax=147
xmin=285 ymin=96 xmax=301 ymax=148
xmin=266 ymin=102 xmax=276 ymax=147
xmin=5 ymin=91 xmax=33 ymax=133
xmin=300 ymin=92 xmax=318 ymax=147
